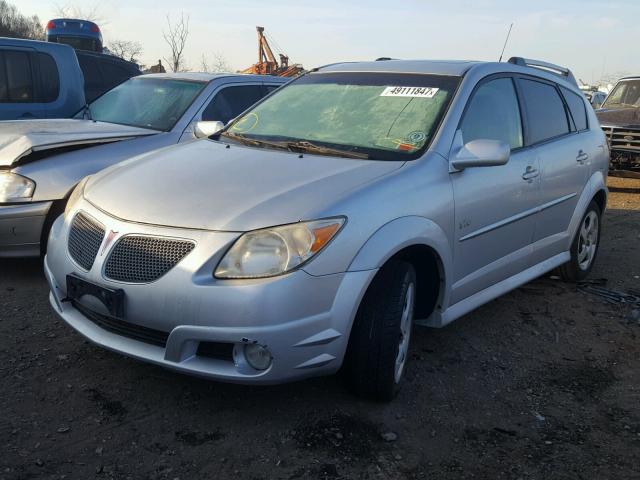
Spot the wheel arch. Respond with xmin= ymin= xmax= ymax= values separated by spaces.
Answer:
xmin=347 ymin=216 xmax=452 ymax=326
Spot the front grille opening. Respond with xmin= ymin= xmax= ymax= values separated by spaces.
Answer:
xmin=68 ymin=212 xmax=105 ymax=271
xmin=104 ymin=236 xmax=195 ymax=283
xmin=73 ymin=301 xmax=169 ymax=347
xmin=196 ymin=341 xmax=235 ymax=361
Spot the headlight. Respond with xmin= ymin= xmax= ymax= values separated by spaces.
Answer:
xmin=64 ymin=176 xmax=90 ymax=219
xmin=0 ymin=171 xmax=35 ymax=202
xmin=215 ymin=217 xmax=345 ymax=279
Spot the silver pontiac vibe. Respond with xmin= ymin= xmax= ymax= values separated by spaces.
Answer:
xmin=45 ymin=58 xmax=609 ymax=400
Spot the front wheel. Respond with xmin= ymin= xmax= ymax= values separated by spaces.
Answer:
xmin=558 ymin=200 xmax=601 ymax=282
xmin=344 ymin=260 xmax=416 ymax=401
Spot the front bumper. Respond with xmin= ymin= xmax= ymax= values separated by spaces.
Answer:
xmin=45 ymin=201 xmax=376 ymax=385
xmin=0 ymin=201 xmax=52 ymax=257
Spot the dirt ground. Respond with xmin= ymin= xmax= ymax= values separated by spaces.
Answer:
xmin=1 ymin=177 xmax=639 ymax=480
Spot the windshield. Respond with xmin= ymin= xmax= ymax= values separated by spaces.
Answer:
xmin=602 ymin=79 xmax=640 ymax=109
xmin=225 ymin=72 xmax=460 ymax=160
xmin=84 ymin=77 xmax=205 ymax=131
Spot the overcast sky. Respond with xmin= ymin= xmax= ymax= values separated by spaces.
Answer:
xmin=19 ymin=0 xmax=639 ymax=85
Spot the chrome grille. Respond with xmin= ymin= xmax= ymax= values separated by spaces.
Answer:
xmin=602 ymin=126 xmax=640 ymax=152
xmin=68 ymin=212 xmax=105 ymax=271
xmin=104 ymin=236 xmax=195 ymax=283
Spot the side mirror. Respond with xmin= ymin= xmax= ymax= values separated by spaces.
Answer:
xmin=451 ymin=138 xmax=510 ymax=171
xmin=194 ymin=120 xmax=224 ymax=139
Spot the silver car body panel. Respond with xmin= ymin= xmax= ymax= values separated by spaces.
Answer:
xmin=0 ymin=119 xmax=156 ymax=167
xmin=45 ymin=59 xmax=610 ymax=384
xmin=0 ymin=73 xmax=287 ymax=256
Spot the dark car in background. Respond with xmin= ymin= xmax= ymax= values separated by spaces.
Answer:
xmin=0 ymin=37 xmax=141 ymax=120
xmin=596 ymin=76 xmax=640 ymax=178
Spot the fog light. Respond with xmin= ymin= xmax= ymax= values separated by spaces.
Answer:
xmin=244 ymin=343 xmax=272 ymax=370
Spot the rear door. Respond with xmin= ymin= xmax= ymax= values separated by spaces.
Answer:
xmin=449 ymin=76 xmax=540 ymax=304
xmin=517 ymin=78 xmax=590 ymax=264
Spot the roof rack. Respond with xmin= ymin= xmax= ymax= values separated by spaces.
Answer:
xmin=508 ymin=57 xmax=578 ymax=86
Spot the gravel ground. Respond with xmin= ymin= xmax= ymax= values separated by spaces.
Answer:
xmin=1 ymin=177 xmax=639 ymax=480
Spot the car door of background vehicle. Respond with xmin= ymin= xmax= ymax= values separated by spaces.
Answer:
xmin=0 ymin=46 xmax=41 ymax=119
xmin=449 ymin=76 xmax=541 ymax=305
xmin=516 ymin=78 xmax=591 ymax=265
xmin=179 ymin=82 xmax=268 ymax=142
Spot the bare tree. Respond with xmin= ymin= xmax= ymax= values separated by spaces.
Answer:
xmin=108 ymin=39 xmax=143 ymax=64
xmin=163 ymin=13 xmax=189 ymax=72
xmin=200 ymin=52 xmax=231 ymax=73
xmin=53 ymin=2 xmax=104 ymax=23
xmin=0 ymin=1 xmax=44 ymax=39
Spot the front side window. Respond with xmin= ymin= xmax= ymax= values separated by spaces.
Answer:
xmin=519 ymin=79 xmax=570 ymax=145
xmin=602 ymin=79 xmax=640 ymax=109
xmin=202 ymin=85 xmax=265 ymax=124
xmin=4 ymin=50 xmax=34 ymax=103
xmin=225 ymin=72 xmax=460 ymax=161
xmin=460 ymin=77 xmax=523 ymax=149
xmin=84 ymin=77 xmax=205 ymax=131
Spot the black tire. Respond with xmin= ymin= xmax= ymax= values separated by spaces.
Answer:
xmin=558 ymin=200 xmax=602 ymax=282
xmin=344 ymin=260 xmax=416 ymax=401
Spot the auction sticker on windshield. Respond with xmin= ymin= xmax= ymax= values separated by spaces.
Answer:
xmin=380 ymin=86 xmax=439 ymax=98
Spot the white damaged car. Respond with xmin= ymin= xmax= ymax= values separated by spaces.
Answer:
xmin=0 ymin=73 xmax=285 ymax=257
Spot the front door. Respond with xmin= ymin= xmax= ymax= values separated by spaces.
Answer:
xmin=449 ymin=76 xmax=540 ymax=305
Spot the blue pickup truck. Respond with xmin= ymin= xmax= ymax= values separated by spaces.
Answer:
xmin=0 ymin=37 xmax=140 ymax=120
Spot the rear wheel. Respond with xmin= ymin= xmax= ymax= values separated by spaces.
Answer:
xmin=558 ymin=200 xmax=601 ymax=282
xmin=344 ymin=260 xmax=416 ymax=401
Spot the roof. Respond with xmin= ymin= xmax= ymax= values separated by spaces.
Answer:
xmin=0 ymin=36 xmax=73 ymax=52
xmin=138 ymin=72 xmax=289 ymax=83
xmin=320 ymin=60 xmax=483 ymax=76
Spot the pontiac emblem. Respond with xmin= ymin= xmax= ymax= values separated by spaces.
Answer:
xmin=101 ymin=230 xmax=119 ymax=255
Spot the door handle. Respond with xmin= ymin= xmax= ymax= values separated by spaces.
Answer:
xmin=522 ymin=166 xmax=539 ymax=182
xmin=576 ymin=150 xmax=589 ymax=164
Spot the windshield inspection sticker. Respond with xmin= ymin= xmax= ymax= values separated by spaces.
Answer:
xmin=380 ymin=86 xmax=439 ymax=98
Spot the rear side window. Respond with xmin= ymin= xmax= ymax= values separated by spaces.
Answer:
xmin=37 ymin=52 xmax=60 ymax=103
xmin=561 ymin=87 xmax=588 ymax=131
xmin=519 ymin=79 xmax=569 ymax=145
xmin=78 ymin=55 xmax=103 ymax=103
xmin=202 ymin=85 xmax=265 ymax=124
xmin=461 ymin=77 xmax=523 ymax=149
xmin=4 ymin=50 xmax=34 ymax=102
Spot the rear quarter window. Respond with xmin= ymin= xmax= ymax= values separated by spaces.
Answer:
xmin=37 ymin=52 xmax=60 ymax=103
xmin=518 ymin=78 xmax=570 ymax=145
xmin=561 ymin=86 xmax=588 ymax=131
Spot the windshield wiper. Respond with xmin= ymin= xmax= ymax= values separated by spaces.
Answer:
xmin=220 ymin=131 xmax=290 ymax=150
xmin=82 ymin=103 xmax=93 ymax=120
xmin=285 ymin=141 xmax=369 ymax=159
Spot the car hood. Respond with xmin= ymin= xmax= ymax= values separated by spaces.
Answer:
xmin=85 ymin=140 xmax=404 ymax=231
xmin=596 ymin=106 xmax=640 ymax=127
xmin=0 ymin=119 xmax=157 ymax=167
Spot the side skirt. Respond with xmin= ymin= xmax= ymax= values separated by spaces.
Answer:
xmin=418 ymin=251 xmax=570 ymax=328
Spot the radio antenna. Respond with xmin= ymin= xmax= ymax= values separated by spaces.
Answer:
xmin=498 ymin=23 xmax=514 ymax=62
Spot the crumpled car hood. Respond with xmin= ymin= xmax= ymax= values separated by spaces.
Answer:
xmin=596 ymin=106 xmax=640 ymax=128
xmin=0 ymin=119 xmax=157 ymax=167
xmin=85 ymin=140 xmax=404 ymax=232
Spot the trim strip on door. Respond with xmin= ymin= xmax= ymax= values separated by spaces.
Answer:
xmin=459 ymin=192 xmax=577 ymax=242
